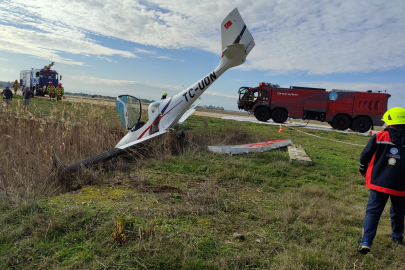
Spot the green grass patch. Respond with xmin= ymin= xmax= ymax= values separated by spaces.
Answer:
xmin=1 ymin=106 xmax=404 ymax=269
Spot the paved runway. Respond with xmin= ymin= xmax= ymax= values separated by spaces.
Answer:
xmin=221 ymin=116 xmax=376 ymax=136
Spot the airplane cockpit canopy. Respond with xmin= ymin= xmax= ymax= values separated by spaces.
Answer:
xmin=116 ymin=95 xmax=142 ymax=131
xmin=149 ymin=100 xmax=163 ymax=114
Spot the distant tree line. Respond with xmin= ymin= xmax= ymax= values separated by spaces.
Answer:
xmin=65 ymin=92 xmax=227 ymax=111
xmin=199 ymin=105 xmax=225 ymax=111
xmin=65 ymin=92 xmax=154 ymax=105
xmin=0 ymin=81 xmax=13 ymax=88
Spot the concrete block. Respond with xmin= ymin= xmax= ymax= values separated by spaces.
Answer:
xmin=288 ymin=145 xmax=313 ymax=166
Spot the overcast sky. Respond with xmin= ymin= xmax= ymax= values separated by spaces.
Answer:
xmin=0 ymin=0 xmax=404 ymax=110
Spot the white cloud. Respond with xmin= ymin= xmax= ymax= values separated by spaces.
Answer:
xmin=0 ymin=67 xmax=18 ymax=78
xmin=70 ymin=75 xmax=183 ymax=91
xmin=134 ymin=47 xmax=184 ymax=61
xmin=134 ymin=48 xmax=157 ymax=55
xmin=0 ymin=25 xmax=137 ymax=65
xmin=152 ymin=55 xmax=184 ymax=61
xmin=205 ymin=91 xmax=237 ymax=99
xmin=0 ymin=0 xmax=404 ymax=74
xmin=0 ymin=1 xmax=138 ymax=65
xmin=97 ymin=56 xmax=117 ymax=63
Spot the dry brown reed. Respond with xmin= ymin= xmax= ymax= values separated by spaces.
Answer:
xmin=0 ymin=100 xmax=126 ymax=206
xmin=0 ymin=99 xmax=258 ymax=208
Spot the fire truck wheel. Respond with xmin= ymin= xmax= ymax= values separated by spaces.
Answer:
xmin=332 ymin=114 xmax=351 ymax=131
xmin=272 ymin=108 xmax=288 ymax=123
xmin=254 ymin=106 xmax=271 ymax=122
xmin=351 ymin=117 xmax=372 ymax=133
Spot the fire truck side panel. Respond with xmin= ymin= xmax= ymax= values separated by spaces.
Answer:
xmin=325 ymin=91 xmax=355 ymax=122
xmin=252 ymin=88 xmax=272 ymax=110
xmin=303 ymin=94 xmax=328 ymax=112
xmin=352 ymin=92 xmax=389 ymax=126
xmin=269 ymin=89 xmax=328 ymax=119
xmin=26 ymin=72 xmax=31 ymax=88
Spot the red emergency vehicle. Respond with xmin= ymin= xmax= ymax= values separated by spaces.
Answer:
xmin=237 ymin=83 xmax=391 ymax=132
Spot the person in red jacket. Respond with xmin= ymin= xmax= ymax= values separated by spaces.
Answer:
xmin=358 ymin=107 xmax=405 ymax=254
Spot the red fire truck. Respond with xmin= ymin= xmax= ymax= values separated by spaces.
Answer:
xmin=237 ymin=83 xmax=391 ymax=132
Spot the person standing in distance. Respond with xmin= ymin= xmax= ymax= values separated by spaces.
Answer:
xmin=55 ymin=83 xmax=64 ymax=101
xmin=2 ymin=86 xmax=13 ymax=111
xmin=358 ymin=107 xmax=405 ymax=254
xmin=23 ymin=87 xmax=34 ymax=111
xmin=47 ymin=81 xmax=56 ymax=101
xmin=12 ymin=80 xmax=19 ymax=95
xmin=161 ymin=92 xmax=167 ymax=100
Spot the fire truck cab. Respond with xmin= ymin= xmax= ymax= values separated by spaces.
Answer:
xmin=238 ymin=83 xmax=391 ymax=132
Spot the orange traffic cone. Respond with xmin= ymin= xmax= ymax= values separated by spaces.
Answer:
xmin=368 ymin=130 xmax=372 ymax=136
xmin=278 ymin=124 xmax=283 ymax=133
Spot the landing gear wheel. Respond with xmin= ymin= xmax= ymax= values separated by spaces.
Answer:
xmin=272 ymin=108 xmax=288 ymax=123
xmin=254 ymin=107 xmax=271 ymax=122
xmin=332 ymin=115 xmax=351 ymax=131
xmin=350 ymin=117 xmax=372 ymax=133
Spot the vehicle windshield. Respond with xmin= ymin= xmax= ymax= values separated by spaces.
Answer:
xmin=116 ymin=95 xmax=142 ymax=130
xmin=40 ymin=72 xmax=57 ymax=80
xmin=238 ymin=87 xmax=249 ymax=100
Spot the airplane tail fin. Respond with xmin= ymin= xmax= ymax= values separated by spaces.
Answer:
xmin=219 ymin=8 xmax=255 ymax=70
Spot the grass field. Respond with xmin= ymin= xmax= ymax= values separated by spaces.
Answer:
xmin=0 ymin=97 xmax=403 ymax=269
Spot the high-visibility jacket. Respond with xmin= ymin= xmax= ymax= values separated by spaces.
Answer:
xmin=13 ymin=82 xmax=19 ymax=89
xmin=48 ymin=85 xmax=56 ymax=94
xmin=55 ymin=86 xmax=64 ymax=96
xmin=248 ymin=94 xmax=254 ymax=102
xmin=360 ymin=126 xmax=405 ymax=196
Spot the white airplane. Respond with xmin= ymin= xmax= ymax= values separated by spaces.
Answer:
xmin=65 ymin=8 xmax=255 ymax=172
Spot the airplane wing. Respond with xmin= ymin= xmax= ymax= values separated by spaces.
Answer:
xmin=177 ymin=99 xmax=202 ymax=124
xmin=115 ymin=130 xmax=167 ymax=150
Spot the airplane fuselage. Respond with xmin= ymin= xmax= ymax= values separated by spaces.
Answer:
xmin=115 ymin=8 xmax=254 ymax=149
xmin=115 ymin=56 xmax=236 ymax=149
